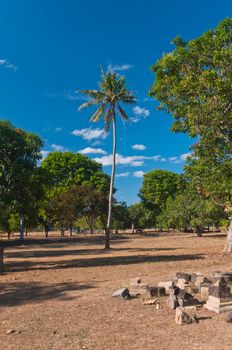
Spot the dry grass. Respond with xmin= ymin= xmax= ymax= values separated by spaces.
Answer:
xmin=0 ymin=231 xmax=232 ymax=350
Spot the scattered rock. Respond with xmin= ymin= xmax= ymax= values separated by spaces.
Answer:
xmin=175 ymin=306 xmax=197 ymax=325
xmin=6 ymin=329 xmax=15 ymax=334
xmin=143 ymin=299 xmax=157 ymax=305
xmin=112 ymin=288 xmax=130 ymax=299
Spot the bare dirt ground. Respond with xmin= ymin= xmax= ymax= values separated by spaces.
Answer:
xmin=1 ymin=231 xmax=232 ymax=350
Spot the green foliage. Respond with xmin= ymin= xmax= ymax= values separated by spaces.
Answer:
xmin=41 ymin=151 xmax=110 ymax=194
xmin=78 ymin=69 xmax=136 ymax=130
xmin=44 ymin=185 xmax=109 ymax=234
xmin=157 ymin=190 xmax=226 ymax=233
xmin=150 ymin=18 xmax=232 ymax=213
xmin=0 ymin=120 xmax=44 ymax=213
xmin=139 ymin=169 xmax=184 ymax=214
xmin=128 ymin=203 xmax=156 ymax=229
xmin=112 ymin=202 xmax=131 ymax=230
xmin=150 ymin=18 xmax=232 ymax=151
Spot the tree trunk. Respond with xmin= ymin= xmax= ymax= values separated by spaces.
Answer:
xmin=20 ymin=214 xmax=24 ymax=241
xmin=69 ymin=225 xmax=73 ymax=237
xmin=105 ymin=110 xmax=116 ymax=249
xmin=223 ymin=217 xmax=232 ymax=253
xmin=132 ymin=222 xmax=135 ymax=234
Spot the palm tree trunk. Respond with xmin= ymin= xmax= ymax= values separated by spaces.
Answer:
xmin=105 ymin=112 xmax=116 ymax=249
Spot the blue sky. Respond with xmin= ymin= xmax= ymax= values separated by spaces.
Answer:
xmin=0 ymin=0 xmax=231 ymax=204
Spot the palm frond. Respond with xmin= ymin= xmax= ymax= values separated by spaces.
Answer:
xmin=78 ymin=89 xmax=107 ymax=100
xmin=89 ymin=103 xmax=107 ymax=122
xmin=78 ymin=99 xmax=101 ymax=111
xmin=118 ymin=105 xmax=129 ymax=121
xmin=104 ymin=107 xmax=113 ymax=132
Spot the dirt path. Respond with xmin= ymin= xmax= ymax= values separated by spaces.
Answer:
xmin=0 ymin=232 xmax=232 ymax=350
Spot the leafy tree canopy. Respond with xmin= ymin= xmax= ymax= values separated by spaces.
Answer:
xmin=139 ymin=169 xmax=184 ymax=213
xmin=41 ymin=151 xmax=110 ymax=194
xmin=150 ymin=18 xmax=232 ymax=156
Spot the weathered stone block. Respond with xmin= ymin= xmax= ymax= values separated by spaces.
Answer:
xmin=175 ymin=306 xmax=197 ymax=325
xmin=200 ymin=283 xmax=210 ymax=300
xmin=112 ymin=288 xmax=130 ymax=299
xmin=204 ymin=295 xmax=232 ymax=313
xmin=176 ymin=278 xmax=188 ymax=290
xmin=146 ymin=286 xmax=166 ymax=298
xmin=167 ymin=294 xmax=179 ymax=309
xmin=158 ymin=281 xmax=172 ymax=293
xmin=208 ymin=283 xmax=232 ymax=299
xmin=176 ymin=273 xmax=191 ymax=282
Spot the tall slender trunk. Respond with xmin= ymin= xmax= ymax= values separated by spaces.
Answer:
xmin=223 ymin=217 xmax=232 ymax=253
xmin=105 ymin=110 xmax=116 ymax=249
xmin=20 ymin=214 xmax=24 ymax=241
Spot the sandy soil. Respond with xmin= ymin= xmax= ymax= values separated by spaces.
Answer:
xmin=0 ymin=231 xmax=232 ymax=350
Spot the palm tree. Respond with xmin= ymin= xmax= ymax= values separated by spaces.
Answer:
xmin=78 ymin=68 xmax=136 ymax=249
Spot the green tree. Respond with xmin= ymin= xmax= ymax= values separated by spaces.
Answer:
xmin=149 ymin=18 xmax=232 ymax=251
xmin=41 ymin=151 xmax=110 ymax=194
xmin=78 ymin=69 xmax=136 ymax=248
xmin=0 ymin=120 xmax=44 ymax=240
xmin=128 ymin=203 xmax=156 ymax=231
xmin=139 ymin=169 xmax=183 ymax=216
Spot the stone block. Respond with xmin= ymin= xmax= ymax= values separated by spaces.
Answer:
xmin=158 ymin=281 xmax=173 ymax=293
xmin=176 ymin=278 xmax=187 ymax=290
xmin=176 ymin=273 xmax=191 ymax=282
xmin=208 ymin=283 xmax=232 ymax=299
xmin=112 ymin=288 xmax=130 ymax=299
xmin=146 ymin=286 xmax=166 ymax=298
xmin=200 ymin=283 xmax=210 ymax=300
xmin=175 ymin=306 xmax=197 ymax=325
xmin=204 ymin=295 xmax=232 ymax=313
xmin=167 ymin=294 xmax=179 ymax=309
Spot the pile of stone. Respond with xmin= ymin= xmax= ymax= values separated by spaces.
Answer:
xmin=204 ymin=272 xmax=232 ymax=313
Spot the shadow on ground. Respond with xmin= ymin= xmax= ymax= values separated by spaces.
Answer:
xmin=5 ymin=253 xmax=204 ymax=273
xmin=0 ymin=281 xmax=95 ymax=307
xmin=5 ymin=247 xmax=180 ymax=259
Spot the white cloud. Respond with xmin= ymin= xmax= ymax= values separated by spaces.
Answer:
xmin=0 ymin=58 xmax=17 ymax=71
xmin=51 ymin=144 xmax=66 ymax=152
xmin=168 ymin=157 xmax=178 ymax=161
xmin=131 ymin=161 xmax=144 ymax=167
xmin=94 ymin=153 xmax=161 ymax=167
xmin=41 ymin=150 xmax=50 ymax=160
xmin=79 ymin=147 xmax=107 ymax=155
xmin=107 ymin=63 xmax=134 ymax=73
xmin=131 ymin=106 xmax=150 ymax=123
xmin=115 ymin=172 xmax=130 ymax=177
xmin=133 ymin=171 xmax=145 ymax=178
xmin=131 ymin=144 xmax=146 ymax=151
xmin=180 ymin=152 xmax=192 ymax=161
xmin=71 ymin=128 xmax=107 ymax=141
xmin=48 ymin=91 xmax=90 ymax=102
xmin=55 ymin=127 xmax=63 ymax=132
xmin=91 ymin=140 xmax=102 ymax=146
